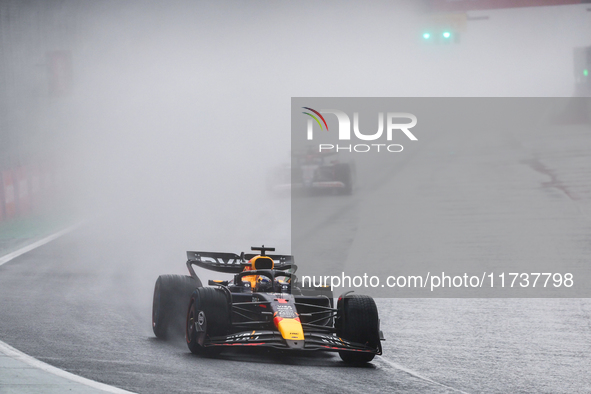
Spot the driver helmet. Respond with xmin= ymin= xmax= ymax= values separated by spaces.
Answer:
xmin=255 ymin=276 xmax=273 ymax=292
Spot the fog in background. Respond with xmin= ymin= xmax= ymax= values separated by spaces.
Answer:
xmin=2 ymin=0 xmax=590 ymax=272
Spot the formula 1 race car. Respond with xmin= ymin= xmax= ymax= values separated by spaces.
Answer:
xmin=152 ymin=246 xmax=383 ymax=363
xmin=267 ymin=150 xmax=355 ymax=196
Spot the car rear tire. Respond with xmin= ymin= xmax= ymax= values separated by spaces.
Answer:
xmin=186 ymin=286 xmax=231 ymax=355
xmin=152 ymin=275 xmax=198 ymax=339
xmin=336 ymin=294 xmax=380 ymax=363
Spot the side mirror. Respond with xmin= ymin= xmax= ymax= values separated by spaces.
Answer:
xmin=208 ymin=280 xmax=229 ymax=286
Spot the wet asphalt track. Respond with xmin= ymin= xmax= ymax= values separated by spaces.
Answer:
xmin=0 ymin=232 xmax=590 ymax=394
xmin=1 ymin=120 xmax=591 ymax=393
xmin=0 ymin=228 xmax=463 ymax=394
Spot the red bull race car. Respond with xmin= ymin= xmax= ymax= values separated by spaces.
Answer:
xmin=152 ymin=246 xmax=383 ymax=363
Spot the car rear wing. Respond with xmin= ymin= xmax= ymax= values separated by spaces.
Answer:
xmin=186 ymin=251 xmax=296 ymax=275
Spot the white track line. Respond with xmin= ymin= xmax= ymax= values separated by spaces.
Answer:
xmin=378 ymin=357 xmax=471 ymax=394
xmin=0 ymin=341 xmax=135 ymax=394
xmin=0 ymin=222 xmax=81 ymax=267
xmin=0 ymin=222 xmax=136 ymax=394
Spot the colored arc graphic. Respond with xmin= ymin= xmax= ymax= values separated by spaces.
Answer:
xmin=302 ymin=107 xmax=329 ymax=131
xmin=302 ymin=112 xmax=323 ymax=130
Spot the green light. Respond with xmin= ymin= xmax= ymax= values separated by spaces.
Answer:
xmin=584 ymin=69 xmax=589 ymax=77
xmin=442 ymin=31 xmax=451 ymax=39
xmin=423 ymin=32 xmax=431 ymax=39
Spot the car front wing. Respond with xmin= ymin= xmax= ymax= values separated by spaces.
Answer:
xmin=203 ymin=330 xmax=381 ymax=355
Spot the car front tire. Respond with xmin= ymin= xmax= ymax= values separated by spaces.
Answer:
xmin=336 ymin=294 xmax=380 ymax=363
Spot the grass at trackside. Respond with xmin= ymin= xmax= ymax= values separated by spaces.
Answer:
xmin=0 ymin=211 xmax=78 ymax=256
